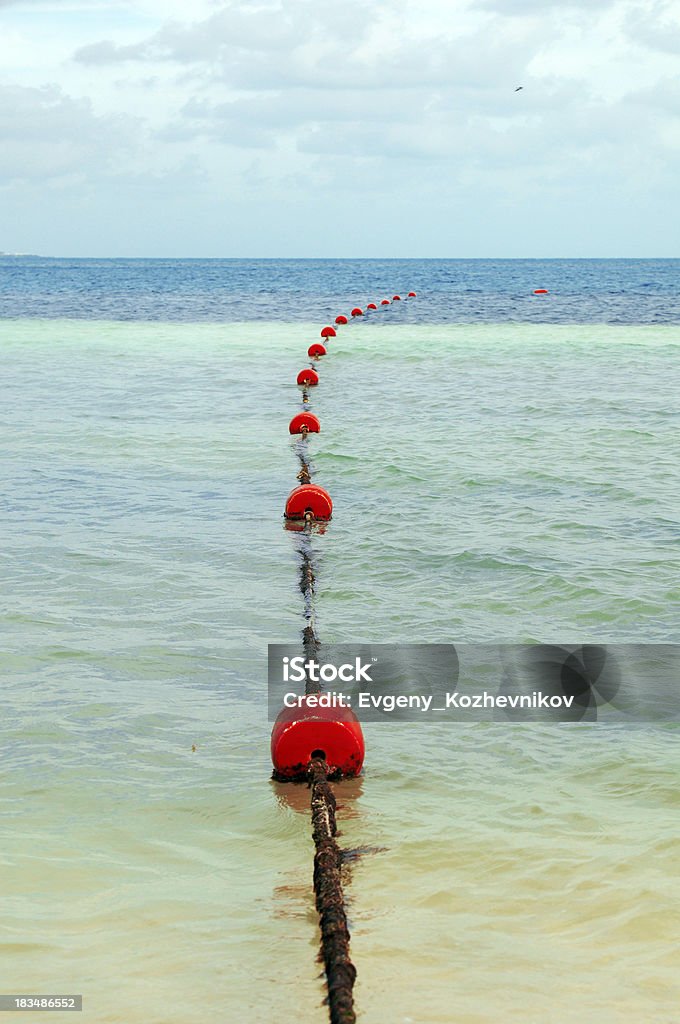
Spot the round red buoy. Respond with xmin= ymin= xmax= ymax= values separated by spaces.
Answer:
xmin=289 ymin=412 xmax=321 ymax=434
xmin=366 ymin=302 xmax=377 ymax=310
xmin=381 ymin=299 xmax=390 ymax=305
xmin=297 ymin=368 xmax=319 ymax=386
xmin=392 ymin=295 xmax=401 ymax=301
xmin=351 ymin=307 xmax=363 ymax=317
xmin=308 ymin=343 xmax=327 ymax=358
xmin=408 ymin=291 xmax=417 ymax=297
xmin=285 ymin=483 xmax=333 ymax=521
xmin=320 ymin=326 xmax=336 ymax=338
xmin=534 ymin=289 xmax=549 ymax=294
xmin=271 ymin=698 xmax=364 ymax=778
xmin=335 ymin=315 xmax=348 ymax=325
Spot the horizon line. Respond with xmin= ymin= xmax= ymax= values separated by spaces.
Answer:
xmin=2 ymin=254 xmax=679 ymax=261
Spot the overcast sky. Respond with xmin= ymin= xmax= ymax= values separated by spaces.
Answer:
xmin=1 ymin=0 xmax=679 ymax=256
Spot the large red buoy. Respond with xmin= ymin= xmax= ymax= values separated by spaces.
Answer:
xmin=285 ymin=483 xmax=333 ymax=520
xmin=271 ymin=698 xmax=364 ymax=778
xmin=297 ymin=368 xmax=319 ymax=386
xmin=408 ymin=291 xmax=417 ymax=297
xmin=366 ymin=302 xmax=377 ymax=310
xmin=380 ymin=299 xmax=390 ymax=305
xmin=289 ymin=412 xmax=320 ymax=435
xmin=351 ymin=307 xmax=363 ymax=317
xmin=534 ymin=288 xmax=549 ymax=294
xmin=392 ymin=294 xmax=401 ymax=301
xmin=335 ymin=315 xmax=348 ymax=325
xmin=308 ymin=343 xmax=327 ymax=358
xmin=320 ymin=326 xmax=336 ymax=338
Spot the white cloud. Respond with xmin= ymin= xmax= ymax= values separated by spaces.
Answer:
xmin=623 ymin=0 xmax=680 ymax=53
xmin=0 ymin=83 xmax=141 ymax=183
xmin=478 ymin=0 xmax=617 ymax=12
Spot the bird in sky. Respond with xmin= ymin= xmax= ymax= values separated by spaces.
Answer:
xmin=515 ymin=86 xmax=523 ymax=92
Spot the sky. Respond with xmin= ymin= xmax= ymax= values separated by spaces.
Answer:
xmin=0 ymin=0 xmax=679 ymax=257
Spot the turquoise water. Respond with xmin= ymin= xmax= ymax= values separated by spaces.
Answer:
xmin=2 ymin=317 xmax=679 ymax=1022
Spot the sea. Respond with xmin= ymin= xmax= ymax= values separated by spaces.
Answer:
xmin=2 ymin=258 xmax=679 ymax=1024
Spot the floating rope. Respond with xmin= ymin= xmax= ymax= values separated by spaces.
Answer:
xmin=309 ymin=756 xmax=357 ymax=1024
xmin=273 ymin=291 xmax=417 ymax=1022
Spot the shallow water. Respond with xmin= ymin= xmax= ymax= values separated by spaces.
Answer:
xmin=2 ymin=311 xmax=679 ymax=1022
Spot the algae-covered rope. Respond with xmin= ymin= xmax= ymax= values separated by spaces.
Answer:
xmin=308 ymin=757 xmax=357 ymax=1024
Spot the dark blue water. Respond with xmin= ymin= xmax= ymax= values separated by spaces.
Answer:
xmin=1 ymin=257 xmax=678 ymax=323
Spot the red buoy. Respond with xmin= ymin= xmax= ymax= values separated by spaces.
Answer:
xmin=335 ymin=315 xmax=348 ymax=325
xmin=392 ymin=294 xmax=401 ymax=301
xmin=366 ymin=302 xmax=377 ymax=310
xmin=289 ymin=412 xmax=321 ymax=434
xmin=308 ymin=343 xmax=327 ymax=358
xmin=351 ymin=307 xmax=363 ymax=317
xmin=285 ymin=483 xmax=333 ymax=520
xmin=380 ymin=299 xmax=390 ymax=305
xmin=534 ymin=289 xmax=549 ymax=294
xmin=408 ymin=291 xmax=417 ymax=297
xmin=320 ymin=326 xmax=336 ymax=338
xmin=297 ymin=368 xmax=319 ymax=386
xmin=271 ymin=698 xmax=364 ymax=778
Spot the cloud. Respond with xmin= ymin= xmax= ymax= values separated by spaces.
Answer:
xmin=73 ymin=4 xmax=542 ymax=96
xmin=0 ymin=0 xmax=120 ymax=7
xmin=74 ymin=3 xmax=339 ymax=66
xmin=0 ymin=83 xmax=140 ymax=183
xmin=477 ymin=0 xmax=618 ymax=12
xmin=623 ymin=0 xmax=680 ymax=54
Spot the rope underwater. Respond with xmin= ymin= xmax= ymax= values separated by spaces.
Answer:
xmin=272 ymin=293 xmax=417 ymax=1022
xmin=309 ymin=756 xmax=357 ymax=1024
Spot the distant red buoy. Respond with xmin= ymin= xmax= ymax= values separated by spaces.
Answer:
xmin=380 ymin=299 xmax=390 ymax=305
xmin=297 ymin=368 xmax=319 ymax=386
xmin=408 ymin=291 xmax=417 ymax=297
xmin=534 ymin=289 xmax=549 ymax=295
xmin=366 ymin=302 xmax=377 ymax=310
xmin=271 ymin=698 xmax=364 ymax=778
xmin=285 ymin=483 xmax=333 ymax=521
xmin=392 ymin=295 xmax=401 ymax=301
xmin=351 ymin=307 xmax=363 ymax=317
xmin=289 ymin=412 xmax=321 ymax=434
xmin=320 ymin=326 xmax=336 ymax=338
xmin=335 ymin=315 xmax=348 ymax=325
xmin=308 ymin=343 xmax=327 ymax=358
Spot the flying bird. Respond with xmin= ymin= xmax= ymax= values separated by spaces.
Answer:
xmin=515 ymin=86 xmax=523 ymax=92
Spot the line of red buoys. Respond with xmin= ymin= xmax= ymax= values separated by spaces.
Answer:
xmin=275 ymin=288 xmax=418 ymax=780
xmin=285 ymin=289 xmax=420 ymax=523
